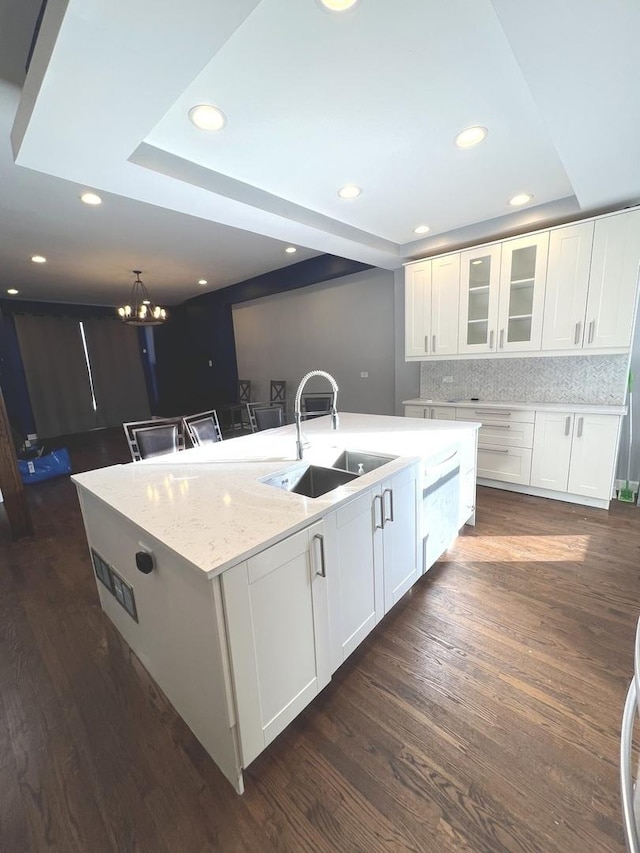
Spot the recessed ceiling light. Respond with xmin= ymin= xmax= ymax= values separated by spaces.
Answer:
xmin=320 ymin=0 xmax=359 ymax=10
xmin=80 ymin=192 xmax=102 ymax=206
xmin=188 ymin=104 xmax=226 ymax=132
xmin=31 ymin=255 xmax=46 ymax=263
xmin=471 ymin=259 xmax=483 ymax=265
xmin=285 ymin=247 xmax=297 ymax=254
xmin=413 ymin=225 xmax=430 ymax=235
xmin=454 ymin=126 xmax=488 ymax=149
xmin=198 ymin=279 xmax=208 ymax=285
xmin=7 ymin=288 xmax=18 ymax=295
xmin=509 ymin=193 xmax=534 ymax=207
xmin=337 ymin=184 xmax=362 ymax=200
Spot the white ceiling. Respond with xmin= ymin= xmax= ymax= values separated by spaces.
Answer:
xmin=3 ymin=0 xmax=640 ymax=306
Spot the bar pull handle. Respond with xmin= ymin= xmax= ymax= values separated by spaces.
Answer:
xmin=499 ymin=329 xmax=504 ymax=349
xmin=383 ymin=488 xmax=394 ymax=523
xmin=424 ymin=335 xmax=429 ymax=353
xmin=577 ymin=417 xmax=584 ymax=438
xmin=313 ymin=533 xmax=326 ymax=577
xmin=574 ymin=321 xmax=581 ymax=345
xmin=480 ymin=447 xmax=509 ymax=454
xmin=489 ymin=330 xmax=494 ymax=349
xmin=487 ymin=424 xmax=511 ymax=430
xmin=475 ymin=410 xmax=512 ymax=416
xmin=564 ymin=416 xmax=571 ymax=436
xmin=588 ymin=321 xmax=595 ymax=344
xmin=432 ymin=334 xmax=436 ymax=353
xmin=374 ymin=494 xmax=384 ymax=530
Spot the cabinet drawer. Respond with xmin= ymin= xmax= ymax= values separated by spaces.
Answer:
xmin=477 ymin=445 xmax=532 ymax=485
xmin=478 ymin=420 xmax=534 ymax=449
xmin=457 ymin=406 xmax=535 ymax=424
xmin=428 ymin=406 xmax=457 ymax=420
xmin=404 ymin=405 xmax=426 ymax=418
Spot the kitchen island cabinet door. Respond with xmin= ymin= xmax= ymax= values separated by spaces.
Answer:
xmin=222 ymin=521 xmax=330 ymax=767
xmin=379 ymin=464 xmax=419 ymax=614
xmin=326 ymin=489 xmax=383 ymax=671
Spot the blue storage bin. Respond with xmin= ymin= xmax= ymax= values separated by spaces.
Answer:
xmin=18 ymin=448 xmax=71 ymax=484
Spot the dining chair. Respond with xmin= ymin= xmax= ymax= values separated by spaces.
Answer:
xmin=183 ymin=410 xmax=223 ymax=446
xmin=123 ymin=418 xmax=185 ymax=462
xmin=254 ymin=405 xmax=285 ymax=432
xmin=270 ymin=380 xmax=287 ymax=411
xmin=301 ymin=394 xmax=332 ymax=420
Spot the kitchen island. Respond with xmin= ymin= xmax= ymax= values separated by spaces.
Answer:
xmin=73 ymin=413 xmax=478 ymax=793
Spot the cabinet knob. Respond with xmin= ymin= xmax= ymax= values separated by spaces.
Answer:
xmin=135 ymin=551 xmax=154 ymax=574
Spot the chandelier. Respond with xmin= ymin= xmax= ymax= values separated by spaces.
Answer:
xmin=117 ymin=270 xmax=168 ymax=325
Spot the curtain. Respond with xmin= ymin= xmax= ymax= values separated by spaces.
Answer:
xmin=14 ymin=315 xmax=97 ymax=438
xmin=84 ymin=319 xmax=150 ymax=428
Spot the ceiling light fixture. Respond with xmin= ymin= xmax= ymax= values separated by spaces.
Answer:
xmin=117 ymin=270 xmax=168 ymax=326
xmin=509 ymin=193 xmax=534 ymax=207
xmin=454 ymin=126 xmax=488 ymax=149
xmin=188 ymin=104 xmax=226 ymax=132
xmin=80 ymin=192 xmax=102 ymax=206
xmin=7 ymin=288 xmax=18 ymax=295
xmin=285 ymin=247 xmax=297 ymax=254
xmin=320 ymin=0 xmax=359 ymax=10
xmin=198 ymin=279 xmax=208 ymax=285
xmin=31 ymin=255 xmax=46 ymax=263
xmin=337 ymin=184 xmax=362 ymax=200
xmin=413 ymin=225 xmax=430 ymax=235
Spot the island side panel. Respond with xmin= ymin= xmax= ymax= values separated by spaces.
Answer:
xmin=75 ymin=486 xmax=243 ymax=793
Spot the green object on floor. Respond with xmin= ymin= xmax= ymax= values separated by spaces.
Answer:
xmin=619 ymin=372 xmax=635 ymax=502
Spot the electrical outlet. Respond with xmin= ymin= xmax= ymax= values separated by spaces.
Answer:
xmin=360 ymin=372 xmax=369 ymax=378
xmin=442 ymin=376 xmax=454 ymax=384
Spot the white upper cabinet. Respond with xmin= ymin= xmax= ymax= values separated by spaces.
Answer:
xmin=405 ymin=260 xmax=431 ymax=357
xmin=584 ymin=209 xmax=640 ymax=350
xmin=541 ymin=222 xmax=594 ymax=351
xmin=430 ymin=254 xmax=461 ymax=356
xmin=405 ymin=256 xmax=459 ymax=358
xmin=496 ymin=233 xmax=549 ymax=352
xmin=458 ymin=245 xmax=501 ymax=354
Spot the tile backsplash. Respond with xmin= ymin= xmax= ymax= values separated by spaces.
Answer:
xmin=420 ymin=355 xmax=629 ymax=405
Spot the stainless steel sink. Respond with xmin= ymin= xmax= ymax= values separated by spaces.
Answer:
xmin=330 ymin=449 xmax=397 ymax=475
xmin=262 ymin=464 xmax=357 ymax=498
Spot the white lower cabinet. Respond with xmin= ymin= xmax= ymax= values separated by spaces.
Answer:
xmin=404 ymin=404 xmax=426 ymax=418
xmin=531 ymin=411 xmax=620 ymax=500
xmin=477 ymin=445 xmax=532 ymax=485
xmin=323 ymin=489 xmax=382 ymax=673
xmin=222 ymin=521 xmax=331 ymax=767
xmin=378 ymin=465 xmax=419 ymax=614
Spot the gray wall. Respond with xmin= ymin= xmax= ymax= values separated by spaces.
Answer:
xmin=233 ymin=268 xmax=397 ymax=416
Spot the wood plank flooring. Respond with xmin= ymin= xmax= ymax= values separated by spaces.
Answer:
xmin=1 ymin=428 xmax=638 ymax=852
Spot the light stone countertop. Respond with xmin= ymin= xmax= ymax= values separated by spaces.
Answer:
xmin=72 ymin=412 xmax=479 ymax=579
xmin=403 ymin=398 xmax=627 ymax=416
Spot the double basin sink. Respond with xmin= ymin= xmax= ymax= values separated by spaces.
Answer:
xmin=261 ymin=449 xmax=397 ymax=499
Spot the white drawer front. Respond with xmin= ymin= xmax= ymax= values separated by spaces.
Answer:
xmin=429 ymin=406 xmax=457 ymax=420
xmin=477 ymin=445 xmax=532 ymax=485
xmin=456 ymin=407 xmax=535 ymax=424
xmin=404 ymin=405 xmax=426 ymax=418
xmin=478 ymin=420 xmax=534 ymax=449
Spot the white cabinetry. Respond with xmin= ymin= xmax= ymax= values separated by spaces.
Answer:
xmin=541 ymin=222 xmax=594 ymax=351
xmin=458 ymin=407 xmax=534 ymax=486
xmin=496 ymin=233 xmax=549 ymax=352
xmin=405 ymin=256 xmax=460 ymax=358
xmin=458 ymin=244 xmax=501 ymax=354
xmin=222 ymin=521 xmax=330 ymax=766
xmin=378 ymin=465 xmax=419 ymax=613
xmin=324 ymin=490 xmax=382 ymax=672
xmin=531 ymin=412 xmax=620 ymax=500
xmin=585 ymin=209 xmax=640 ymax=350
xmin=404 ymin=404 xmax=426 ymax=418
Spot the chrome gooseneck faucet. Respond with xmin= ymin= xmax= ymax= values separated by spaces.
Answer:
xmin=294 ymin=370 xmax=339 ymax=460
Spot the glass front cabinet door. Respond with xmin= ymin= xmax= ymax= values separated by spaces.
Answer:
xmin=496 ymin=233 xmax=549 ymax=351
xmin=458 ymin=245 xmax=501 ymax=354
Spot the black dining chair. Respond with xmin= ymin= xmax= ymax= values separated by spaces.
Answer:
xmin=183 ymin=410 xmax=223 ymax=446
xmin=253 ymin=405 xmax=285 ymax=432
xmin=301 ymin=394 xmax=332 ymax=420
xmin=123 ymin=418 xmax=186 ymax=461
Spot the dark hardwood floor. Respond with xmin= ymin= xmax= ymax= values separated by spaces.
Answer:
xmin=1 ymin=428 xmax=638 ymax=852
